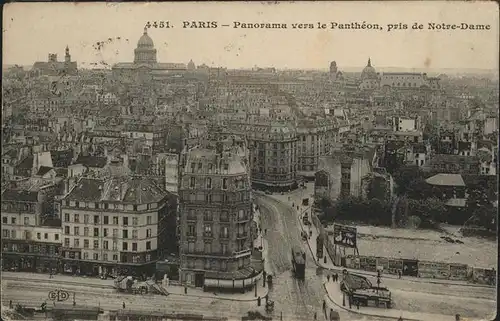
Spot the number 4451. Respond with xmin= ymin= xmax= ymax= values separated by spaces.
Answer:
xmin=145 ymin=21 xmax=171 ymax=29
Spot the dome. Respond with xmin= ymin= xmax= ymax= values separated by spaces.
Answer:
xmin=137 ymin=27 xmax=154 ymax=48
xmin=361 ymin=58 xmax=378 ymax=80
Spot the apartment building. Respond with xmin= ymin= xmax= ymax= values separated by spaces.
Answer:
xmin=178 ymin=137 xmax=256 ymax=288
xmin=59 ymin=176 xmax=175 ymax=276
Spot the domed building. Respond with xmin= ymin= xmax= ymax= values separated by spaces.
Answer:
xmin=112 ymin=27 xmax=187 ymax=81
xmin=359 ymin=58 xmax=380 ymax=90
xmin=134 ymin=28 xmax=157 ymax=64
xmin=361 ymin=58 xmax=378 ymax=80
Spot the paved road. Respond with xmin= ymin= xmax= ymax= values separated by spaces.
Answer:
xmin=256 ymin=195 xmax=386 ymax=321
xmin=1 ymin=279 xmax=256 ymax=320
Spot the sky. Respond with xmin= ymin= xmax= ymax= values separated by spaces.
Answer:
xmin=2 ymin=1 xmax=499 ymax=71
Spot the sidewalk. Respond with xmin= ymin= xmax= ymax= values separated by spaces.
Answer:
xmin=2 ymin=271 xmax=269 ymax=302
xmin=322 ymin=275 xmax=452 ymax=321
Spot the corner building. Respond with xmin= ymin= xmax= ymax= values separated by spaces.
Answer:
xmin=178 ymin=138 xmax=256 ymax=288
xmin=60 ymin=176 xmax=176 ymax=277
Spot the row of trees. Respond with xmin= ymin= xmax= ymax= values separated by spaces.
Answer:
xmin=317 ymin=196 xmax=392 ymax=227
xmin=316 ymin=164 xmax=496 ymax=234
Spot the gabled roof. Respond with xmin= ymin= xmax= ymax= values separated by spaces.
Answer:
xmin=425 ymin=173 xmax=465 ymax=187
xmin=16 ymin=156 xmax=34 ymax=169
xmin=37 ymin=166 xmax=53 ymax=176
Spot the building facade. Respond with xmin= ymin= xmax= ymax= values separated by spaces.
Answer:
xmin=178 ymin=137 xmax=257 ymax=288
xmin=59 ymin=176 xmax=175 ymax=276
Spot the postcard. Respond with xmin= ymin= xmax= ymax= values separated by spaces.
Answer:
xmin=2 ymin=2 xmax=498 ymax=321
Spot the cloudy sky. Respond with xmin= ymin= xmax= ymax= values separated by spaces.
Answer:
xmin=3 ymin=1 xmax=498 ymax=70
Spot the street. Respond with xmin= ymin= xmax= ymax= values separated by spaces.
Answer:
xmin=256 ymin=195 xmax=386 ymax=321
xmin=1 ymin=278 xmax=256 ymax=320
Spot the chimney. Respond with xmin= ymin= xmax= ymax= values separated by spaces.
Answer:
xmin=32 ymin=153 xmax=39 ymax=176
xmin=122 ymin=154 xmax=129 ymax=169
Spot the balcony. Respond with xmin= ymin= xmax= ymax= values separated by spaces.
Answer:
xmin=232 ymin=249 xmax=251 ymax=258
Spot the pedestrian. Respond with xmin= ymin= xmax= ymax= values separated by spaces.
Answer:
xmin=455 ymin=314 xmax=461 ymax=321
xmin=327 ymin=274 xmax=330 ymax=282
xmin=322 ymin=300 xmax=326 ymax=311
xmin=314 ymin=312 xmax=317 ymax=320
xmin=356 ymin=300 xmax=360 ymax=310
xmin=335 ymin=273 xmax=339 ymax=282
xmin=398 ymin=270 xmax=402 ymax=279
xmin=122 ymin=302 xmax=125 ymax=309
xmin=9 ymin=300 xmax=12 ymax=309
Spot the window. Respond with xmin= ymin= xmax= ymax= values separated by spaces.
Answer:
xmin=113 ymin=254 xmax=118 ymax=261
xmin=95 ymin=202 xmax=99 ymax=209
xmin=188 ymin=242 xmax=195 ymax=252
xmin=132 ymin=230 xmax=138 ymax=239
xmin=132 ymin=217 xmax=138 ymax=226
xmin=112 ymin=241 xmax=117 ymax=250
xmin=220 ymin=211 xmax=229 ymax=222
xmin=74 ymin=227 xmax=80 ymax=235
xmin=123 ymin=230 xmax=128 ymax=239
xmin=93 ymin=253 xmax=99 ymax=260
xmin=103 ymin=253 xmax=108 ymax=261
xmin=11 ymin=230 xmax=16 ymax=238
xmin=146 ymin=241 xmax=151 ymax=250
xmin=187 ymin=225 xmax=196 ymax=236
xmin=74 ymin=239 xmax=80 ymax=247
xmin=93 ymin=228 xmax=99 ymax=237
xmin=146 ymin=229 xmax=152 ymax=237
xmin=221 ymin=243 xmax=228 ymax=254
xmin=190 ymin=177 xmax=195 ymax=188
xmin=94 ymin=215 xmax=99 ymax=224
xmin=122 ymin=242 xmax=128 ymax=251
xmin=3 ymin=229 xmax=10 ymax=238
xmin=223 ymin=163 xmax=228 ymax=171
xmin=204 ymin=242 xmax=212 ymax=253
xmin=54 ymin=234 xmax=58 ymax=240
xmin=123 ymin=217 xmax=128 ymax=226
xmin=103 ymin=240 xmax=109 ymax=250
xmin=103 ymin=228 xmax=108 ymax=237
xmin=84 ymin=215 xmax=89 ymax=224
xmin=64 ymin=226 xmax=70 ymax=234
xmin=203 ymin=211 xmax=212 ymax=221
xmin=64 ymin=213 xmax=70 ymax=222
xmin=103 ymin=216 xmax=109 ymax=224
xmin=222 ymin=178 xmax=228 ymax=190
xmin=2 ymin=217 xmax=7 ymax=224
xmin=221 ymin=226 xmax=229 ymax=238
xmin=83 ymin=227 xmax=89 ymax=236
xmin=64 ymin=238 xmax=70 ymax=247
xmin=204 ymin=259 xmax=210 ymax=270
xmin=37 ymin=232 xmax=41 ymax=240
xmin=132 ymin=243 xmax=137 ymax=251
xmin=146 ymin=254 xmax=151 ymax=262
xmin=113 ymin=216 xmax=118 ymax=225
xmin=221 ymin=260 xmax=227 ymax=271
xmin=113 ymin=229 xmax=118 ymax=237
xmin=204 ymin=224 xmax=212 ymax=236
xmin=75 ymin=201 xmax=79 ymax=207
xmin=83 ymin=252 xmax=89 ymax=259
xmin=24 ymin=217 xmax=29 ymax=225
xmin=206 ymin=178 xmax=212 ymax=189
xmin=11 ymin=217 xmax=16 ymax=224
xmin=84 ymin=239 xmax=89 ymax=248
xmin=147 ymin=216 xmax=152 ymax=224
xmin=74 ymin=214 xmax=80 ymax=223
xmin=93 ymin=240 xmax=99 ymax=249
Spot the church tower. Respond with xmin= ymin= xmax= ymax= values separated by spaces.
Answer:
xmin=65 ymin=46 xmax=71 ymax=63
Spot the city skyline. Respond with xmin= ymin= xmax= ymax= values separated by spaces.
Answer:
xmin=3 ymin=2 xmax=499 ymax=71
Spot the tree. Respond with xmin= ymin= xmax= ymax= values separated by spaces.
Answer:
xmin=393 ymin=165 xmax=424 ymax=195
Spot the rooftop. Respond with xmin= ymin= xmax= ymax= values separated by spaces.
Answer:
xmin=65 ymin=176 xmax=168 ymax=205
xmin=425 ymin=173 xmax=465 ymax=187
